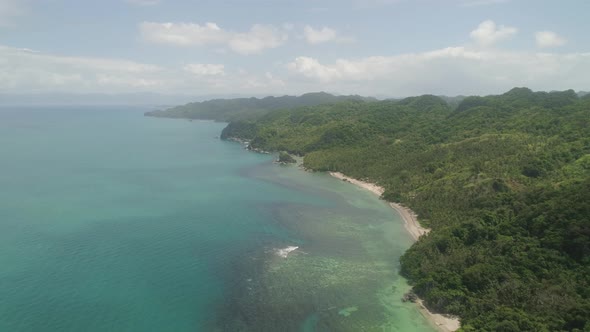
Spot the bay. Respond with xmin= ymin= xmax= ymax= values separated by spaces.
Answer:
xmin=0 ymin=106 xmax=435 ymax=331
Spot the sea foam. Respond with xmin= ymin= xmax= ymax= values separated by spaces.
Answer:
xmin=276 ymin=246 xmax=299 ymax=258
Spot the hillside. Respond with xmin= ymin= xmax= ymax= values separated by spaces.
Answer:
xmin=221 ymin=88 xmax=590 ymax=331
xmin=144 ymin=92 xmax=376 ymax=122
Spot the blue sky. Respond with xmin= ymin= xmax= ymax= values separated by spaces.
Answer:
xmin=1 ymin=0 xmax=588 ymax=98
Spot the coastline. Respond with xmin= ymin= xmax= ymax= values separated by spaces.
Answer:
xmin=328 ymin=172 xmax=429 ymax=241
xmin=328 ymin=172 xmax=460 ymax=332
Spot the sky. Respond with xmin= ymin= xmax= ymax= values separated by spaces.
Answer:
xmin=0 ymin=0 xmax=589 ymax=99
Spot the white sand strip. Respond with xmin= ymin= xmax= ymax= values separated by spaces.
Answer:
xmin=328 ymin=171 xmax=459 ymax=332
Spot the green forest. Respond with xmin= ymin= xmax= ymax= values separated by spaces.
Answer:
xmin=145 ymin=92 xmax=375 ymax=122
xmin=155 ymin=88 xmax=590 ymax=331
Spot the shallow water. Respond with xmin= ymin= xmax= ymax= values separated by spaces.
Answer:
xmin=0 ymin=106 xmax=434 ymax=331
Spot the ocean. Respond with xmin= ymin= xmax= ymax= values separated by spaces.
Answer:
xmin=0 ymin=106 xmax=435 ymax=331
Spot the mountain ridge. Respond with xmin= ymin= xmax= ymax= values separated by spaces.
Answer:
xmin=144 ymin=92 xmax=377 ymax=122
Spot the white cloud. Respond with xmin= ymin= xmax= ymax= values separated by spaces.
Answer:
xmin=184 ymin=64 xmax=225 ymax=76
xmin=303 ymin=26 xmax=353 ymax=44
xmin=139 ymin=22 xmax=288 ymax=55
xmin=288 ymin=57 xmax=342 ymax=81
xmin=0 ymin=45 xmax=166 ymax=93
xmin=242 ymin=72 xmax=286 ymax=90
xmin=140 ymin=22 xmax=227 ymax=46
xmin=126 ymin=0 xmax=160 ymax=5
xmin=288 ymin=47 xmax=483 ymax=82
xmin=535 ymin=31 xmax=567 ymax=48
xmin=287 ymin=48 xmax=590 ymax=96
xmin=304 ymin=26 xmax=335 ymax=44
xmin=2 ymin=15 xmax=588 ymax=98
xmin=97 ymin=75 xmax=161 ymax=88
xmin=4 ymin=40 xmax=589 ymax=97
xmin=228 ymin=25 xmax=287 ymax=55
xmin=0 ymin=45 xmax=291 ymax=95
xmin=470 ymin=20 xmax=517 ymax=46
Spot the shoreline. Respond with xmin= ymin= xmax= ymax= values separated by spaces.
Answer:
xmin=328 ymin=172 xmax=460 ymax=332
xmin=328 ymin=172 xmax=429 ymax=241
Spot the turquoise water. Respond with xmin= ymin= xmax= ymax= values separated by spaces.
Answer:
xmin=0 ymin=106 xmax=435 ymax=331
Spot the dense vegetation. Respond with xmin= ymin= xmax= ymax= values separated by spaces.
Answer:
xmin=220 ymin=88 xmax=590 ymax=331
xmin=277 ymin=151 xmax=296 ymax=164
xmin=144 ymin=92 xmax=375 ymax=122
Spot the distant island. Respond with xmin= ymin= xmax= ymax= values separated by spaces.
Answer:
xmin=149 ymin=88 xmax=590 ymax=331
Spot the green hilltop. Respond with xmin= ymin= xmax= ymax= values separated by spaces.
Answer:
xmin=144 ymin=92 xmax=376 ymax=122
xmin=220 ymin=88 xmax=590 ymax=331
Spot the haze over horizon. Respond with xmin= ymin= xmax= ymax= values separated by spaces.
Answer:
xmin=1 ymin=0 xmax=589 ymax=102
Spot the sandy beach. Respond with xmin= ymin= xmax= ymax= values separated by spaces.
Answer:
xmin=328 ymin=172 xmax=430 ymax=241
xmin=328 ymin=172 xmax=460 ymax=332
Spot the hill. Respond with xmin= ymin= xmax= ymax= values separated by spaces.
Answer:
xmin=221 ymin=88 xmax=590 ymax=331
xmin=144 ymin=92 xmax=376 ymax=122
